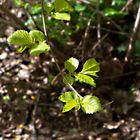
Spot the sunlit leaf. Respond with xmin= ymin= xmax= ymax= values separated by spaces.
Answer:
xmin=51 ymin=12 xmax=71 ymax=21
xmin=80 ymin=71 xmax=98 ymax=77
xmin=29 ymin=30 xmax=45 ymax=42
xmin=62 ymin=99 xmax=77 ymax=112
xmin=7 ymin=30 xmax=32 ymax=46
xmin=81 ymin=95 xmax=102 ymax=114
xmin=17 ymin=46 xmax=28 ymax=53
xmin=54 ymin=0 xmax=73 ymax=12
xmin=82 ymin=58 xmax=100 ymax=72
xmin=29 ymin=42 xmax=50 ymax=56
xmin=75 ymin=73 xmax=96 ymax=87
xmin=64 ymin=57 xmax=79 ymax=73
xmin=59 ymin=91 xmax=77 ymax=103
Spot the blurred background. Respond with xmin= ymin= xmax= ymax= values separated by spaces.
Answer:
xmin=0 ymin=0 xmax=140 ymax=139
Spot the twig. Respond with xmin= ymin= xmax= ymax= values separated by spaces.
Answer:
xmin=99 ymin=70 xmax=138 ymax=80
xmin=96 ymin=0 xmax=101 ymax=48
xmin=124 ymin=4 xmax=140 ymax=63
xmin=121 ymin=0 xmax=134 ymax=12
xmin=91 ymin=33 xmax=109 ymax=51
xmin=40 ymin=0 xmax=82 ymax=98
xmin=91 ymin=26 xmax=129 ymax=36
xmin=81 ymin=18 xmax=92 ymax=61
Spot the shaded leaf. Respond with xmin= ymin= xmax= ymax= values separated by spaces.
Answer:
xmin=63 ymin=74 xmax=74 ymax=85
xmin=81 ymin=95 xmax=102 ymax=114
xmin=64 ymin=57 xmax=79 ymax=73
xmin=104 ymin=8 xmax=126 ymax=18
xmin=74 ymin=4 xmax=86 ymax=12
xmin=7 ymin=30 xmax=32 ymax=46
xmin=75 ymin=73 xmax=96 ymax=87
xmin=44 ymin=3 xmax=54 ymax=14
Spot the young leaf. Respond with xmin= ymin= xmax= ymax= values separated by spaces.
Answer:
xmin=75 ymin=73 xmax=96 ymax=87
xmin=59 ymin=91 xmax=77 ymax=103
xmin=81 ymin=95 xmax=102 ymax=114
xmin=54 ymin=0 xmax=73 ymax=12
xmin=62 ymin=99 xmax=77 ymax=112
xmin=63 ymin=74 xmax=74 ymax=85
xmin=44 ymin=3 xmax=54 ymax=14
xmin=29 ymin=30 xmax=45 ymax=42
xmin=51 ymin=12 xmax=71 ymax=21
xmin=7 ymin=30 xmax=32 ymax=46
xmin=80 ymin=71 xmax=98 ymax=77
xmin=64 ymin=57 xmax=79 ymax=73
xmin=82 ymin=58 xmax=100 ymax=72
xmin=29 ymin=42 xmax=50 ymax=56
xmin=17 ymin=46 xmax=28 ymax=53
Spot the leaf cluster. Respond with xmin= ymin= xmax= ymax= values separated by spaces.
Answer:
xmin=7 ymin=30 xmax=50 ymax=56
xmin=64 ymin=57 xmax=100 ymax=87
xmin=58 ymin=57 xmax=102 ymax=114
xmin=45 ymin=0 xmax=73 ymax=21
xmin=59 ymin=91 xmax=102 ymax=114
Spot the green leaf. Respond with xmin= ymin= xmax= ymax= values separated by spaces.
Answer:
xmin=17 ymin=45 xmax=28 ymax=53
xmin=51 ymin=12 xmax=71 ymax=21
xmin=59 ymin=91 xmax=77 ymax=103
xmin=7 ymin=30 xmax=32 ymax=46
xmin=82 ymin=58 xmax=100 ymax=72
xmin=75 ymin=73 xmax=96 ymax=87
xmin=63 ymin=74 xmax=74 ymax=85
xmin=59 ymin=91 xmax=81 ymax=111
xmin=81 ymin=95 xmax=102 ymax=114
xmin=44 ymin=3 xmax=54 ymax=14
xmin=104 ymin=8 xmax=126 ymax=18
xmin=74 ymin=4 xmax=86 ymax=12
xmin=29 ymin=30 xmax=45 ymax=42
xmin=64 ymin=57 xmax=79 ymax=73
xmin=134 ymin=40 xmax=140 ymax=56
xmin=29 ymin=42 xmax=50 ymax=56
xmin=80 ymin=71 xmax=98 ymax=77
xmin=62 ymin=99 xmax=77 ymax=112
xmin=54 ymin=0 xmax=73 ymax=12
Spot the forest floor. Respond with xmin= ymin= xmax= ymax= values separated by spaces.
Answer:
xmin=0 ymin=1 xmax=140 ymax=140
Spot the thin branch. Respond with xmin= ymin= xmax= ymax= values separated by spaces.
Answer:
xmin=96 ymin=0 xmax=101 ymax=48
xmin=40 ymin=0 xmax=49 ymax=41
xmin=124 ymin=4 xmax=140 ymax=62
xmin=40 ymin=0 xmax=82 ymax=98
xmin=121 ymin=0 xmax=134 ymax=12
xmin=91 ymin=26 xmax=129 ymax=36
xmin=91 ymin=33 xmax=109 ymax=51
xmin=81 ymin=18 xmax=92 ymax=61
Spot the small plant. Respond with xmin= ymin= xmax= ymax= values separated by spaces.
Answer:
xmin=7 ymin=0 xmax=102 ymax=114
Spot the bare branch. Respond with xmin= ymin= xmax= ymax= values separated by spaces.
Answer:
xmin=124 ymin=4 xmax=140 ymax=63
